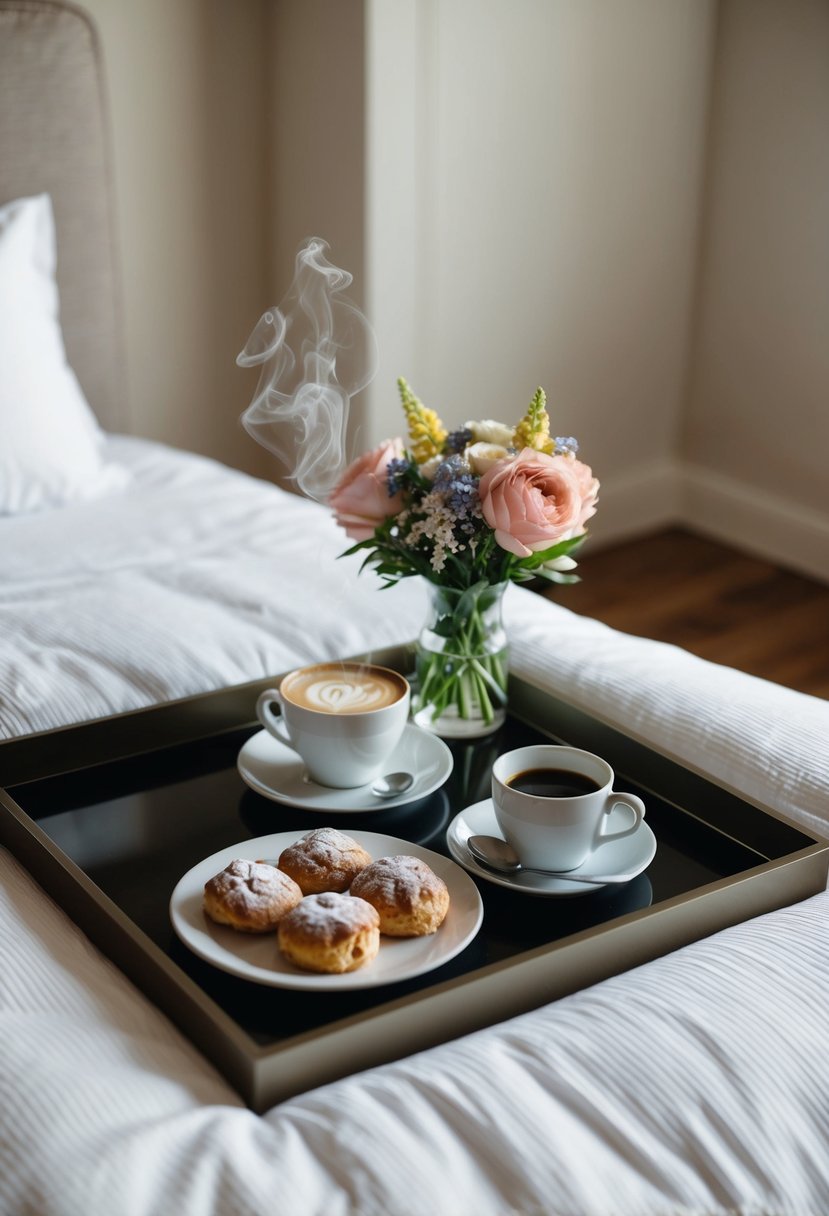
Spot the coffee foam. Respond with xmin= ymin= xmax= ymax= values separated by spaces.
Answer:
xmin=282 ymin=666 xmax=404 ymax=714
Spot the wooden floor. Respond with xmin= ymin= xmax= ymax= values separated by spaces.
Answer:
xmin=538 ymin=528 xmax=829 ymax=700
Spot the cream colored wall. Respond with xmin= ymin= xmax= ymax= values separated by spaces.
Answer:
xmin=81 ymin=0 xmax=272 ymax=477
xmin=365 ymin=0 xmax=717 ymax=549
xmin=267 ymin=0 xmax=368 ymax=471
xmin=682 ymin=0 xmax=829 ymax=578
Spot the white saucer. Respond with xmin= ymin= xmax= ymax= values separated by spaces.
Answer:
xmin=237 ymin=724 xmax=454 ymax=813
xmin=170 ymin=830 xmax=483 ymax=991
xmin=446 ymin=799 xmax=657 ymax=897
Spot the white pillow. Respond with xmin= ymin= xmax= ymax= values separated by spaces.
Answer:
xmin=0 ymin=193 xmax=126 ymax=514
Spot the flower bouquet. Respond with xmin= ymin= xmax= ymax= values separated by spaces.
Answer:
xmin=329 ymin=379 xmax=599 ymax=737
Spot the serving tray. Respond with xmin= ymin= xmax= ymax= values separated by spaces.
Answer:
xmin=1 ymin=647 xmax=827 ymax=1112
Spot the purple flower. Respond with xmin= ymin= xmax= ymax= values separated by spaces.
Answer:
xmin=447 ymin=476 xmax=478 ymax=517
xmin=554 ymin=436 xmax=579 ymax=456
xmin=444 ymin=427 xmax=474 ymax=454
xmin=432 ymin=455 xmax=466 ymax=488
xmin=430 ymin=457 xmax=483 ymax=533
xmin=386 ymin=457 xmax=412 ymax=497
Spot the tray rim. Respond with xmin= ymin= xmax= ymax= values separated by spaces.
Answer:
xmin=2 ymin=647 xmax=828 ymax=1111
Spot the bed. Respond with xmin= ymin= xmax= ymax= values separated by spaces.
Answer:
xmin=2 ymin=4 xmax=829 ymax=1214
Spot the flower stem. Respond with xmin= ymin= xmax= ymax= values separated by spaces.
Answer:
xmin=414 ymin=581 xmax=508 ymax=731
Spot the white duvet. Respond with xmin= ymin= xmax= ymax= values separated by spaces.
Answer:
xmin=1 ymin=437 xmax=828 ymax=1216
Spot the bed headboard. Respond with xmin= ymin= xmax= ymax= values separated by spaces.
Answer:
xmin=0 ymin=0 xmax=128 ymax=432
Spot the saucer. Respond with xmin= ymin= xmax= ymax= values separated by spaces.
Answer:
xmin=237 ymin=723 xmax=454 ymax=813
xmin=446 ymin=799 xmax=657 ymax=897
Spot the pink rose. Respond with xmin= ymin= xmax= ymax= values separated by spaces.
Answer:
xmin=571 ymin=457 xmax=600 ymax=530
xmin=479 ymin=448 xmax=595 ymax=558
xmin=329 ymin=438 xmax=405 ymax=541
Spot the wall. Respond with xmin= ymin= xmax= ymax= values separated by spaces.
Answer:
xmin=80 ymin=0 xmax=272 ymax=477
xmin=267 ymin=0 xmax=369 ymax=472
xmin=682 ymin=0 xmax=829 ymax=579
xmin=365 ymin=0 xmax=717 ymax=549
xmin=77 ymin=0 xmax=829 ymax=580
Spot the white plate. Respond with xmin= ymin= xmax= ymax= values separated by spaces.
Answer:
xmin=170 ymin=830 xmax=483 ymax=991
xmin=237 ymin=724 xmax=453 ymax=812
xmin=446 ymin=799 xmax=657 ymax=897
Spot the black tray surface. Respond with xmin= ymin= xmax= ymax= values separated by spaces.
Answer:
xmin=4 ymin=712 xmax=812 ymax=1049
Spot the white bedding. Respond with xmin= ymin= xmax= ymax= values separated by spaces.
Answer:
xmin=0 ymin=436 xmax=427 ymax=738
xmin=2 ymin=436 xmax=829 ymax=1216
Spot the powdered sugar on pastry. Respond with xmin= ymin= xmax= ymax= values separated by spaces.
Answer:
xmin=278 ymin=892 xmax=380 ymax=973
xmin=203 ymin=858 xmax=302 ymax=932
xmin=278 ymin=827 xmax=372 ymax=894
xmin=350 ymin=855 xmax=450 ymax=937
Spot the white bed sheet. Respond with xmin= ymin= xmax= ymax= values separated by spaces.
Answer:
xmin=0 ymin=436 xmax=428 ymax=738
xmin=2 ymin=435 xmax=829 ymax=1216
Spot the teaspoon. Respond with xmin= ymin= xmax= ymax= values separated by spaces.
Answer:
xmin=467 ymin=834 xmax=627 ymax=885
xmin=370 ymin=771 xmax=415 ymax=799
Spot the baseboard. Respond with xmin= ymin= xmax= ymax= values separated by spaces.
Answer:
xmin=680 ymin=464 xmax=829 ymax=584
xmin=590 ymin=458 xmax=829 ymax=583
xmin=587 ymin=460 xmax=683 ymax=550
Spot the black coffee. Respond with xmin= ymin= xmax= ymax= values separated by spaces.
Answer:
xmin=506 ymin=767 xmax=601 ymax=798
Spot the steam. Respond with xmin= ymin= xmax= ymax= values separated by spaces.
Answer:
xmin=237 ymin=238 xmax=378 ymax=501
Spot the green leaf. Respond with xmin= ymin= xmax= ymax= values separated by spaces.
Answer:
xmin=533 ymin=567 xmax=582 ymax=585
xmin=339 ymin=537 xmax=379 ymax=558
xmin=523 ymin=533 xmax=586 ymax=566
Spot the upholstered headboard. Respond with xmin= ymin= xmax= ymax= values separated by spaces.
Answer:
xmin=0 ymin=0 xmax=128 ymax=431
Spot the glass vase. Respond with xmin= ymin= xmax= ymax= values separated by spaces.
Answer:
xmin=412 ymin=580 xmax=509 ymax=738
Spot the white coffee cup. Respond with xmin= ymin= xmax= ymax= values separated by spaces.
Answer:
xmin=491 ymin=744 xmax=645 ymax=872
xmin=255 ymin=661 xmax=411 ymax=788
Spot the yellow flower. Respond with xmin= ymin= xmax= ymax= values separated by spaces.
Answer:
xmin=398 ymin=377 xmax=447 ymax=463
xmin=513 ymin=387 xmax=554 ymax=454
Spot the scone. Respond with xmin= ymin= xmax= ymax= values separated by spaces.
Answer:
xmin=277 ymin=892 xmax=380 ymax=974
xmin=203 ymin=858 xmax=302 ymax=932
xmin=278 ymin=827 xmax=372 ymax=895
xmin=349 ymin=855 xmax=450 ymax=937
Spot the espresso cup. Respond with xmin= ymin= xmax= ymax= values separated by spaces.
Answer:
xmin=491 ymin=744 xmax=645 ymax=872
xmin=255 ymin=661 xmax=410 ymax=788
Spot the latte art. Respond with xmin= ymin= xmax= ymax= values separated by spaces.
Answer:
xmin=304 ymin=675 xmax=392 ymax=713
xmin=282 ymin=664 xmax=405 ymax=714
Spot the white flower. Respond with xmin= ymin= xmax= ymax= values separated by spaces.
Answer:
xmin=543 ymin=554 xmax=578 ymax=572
xmin=464 ymin=419 xmax=514 ymax=447
xmin=418 ymin=455 xmax=444 ymax=480
xmin=466 ymin=441 xmax=511 ymax=476
xmin=405 ymin=488 xmax=461 ymax=572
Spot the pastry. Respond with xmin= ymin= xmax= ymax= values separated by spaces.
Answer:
xmin=203 ymin=858 xmax=302 ymax=932
xmin=277 ymin=891 xmax=380 ymax=974
xmin=277 ymin=827 xmax=373 ymax=895
xmin=349 ymin=855 xmax=450 ymax=937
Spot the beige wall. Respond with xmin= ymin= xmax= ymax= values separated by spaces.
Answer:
xmin=81 ymin=0 xmax=272 ymax=477
xmin=366 ymin=0 xmax=717 ymax=549
xmin=267 ymin=0 xmax=368 ymax=471
xmin=682 ymin=0 xmax=829 ymax=576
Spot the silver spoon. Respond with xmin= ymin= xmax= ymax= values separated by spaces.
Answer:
xmin=467 ymin=834 xmax=628 ymax=885
xmin=370 ymin=771 xmax=415 ymax=799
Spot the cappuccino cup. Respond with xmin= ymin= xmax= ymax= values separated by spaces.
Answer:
xmin=255 ymin=662 xmax=410 ymax=788
xmin=492 ymin=744 xmax=645 ymax=872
